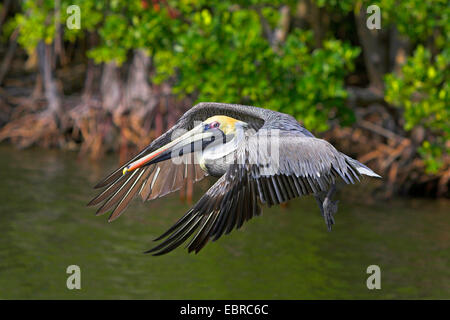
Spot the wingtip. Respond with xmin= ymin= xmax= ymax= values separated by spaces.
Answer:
xmin=357 ymin=167 xmax=382 ymax=179
xmin=87 ymin=196 xmax=102 ymax=207
xmin=107 ymin=213 xmax=121 ymax=222
xmin=143 ymin=247 xmax=161 ymax=255
xmin=95 ymin=207 xmax=108 ymax=216
xmin=152 ymin=235 xmax=163 ymax=242
xmin=93 ymin=181 xmax=107 ymax=189
xmin=144 ymin=241 xmax=161 ymax=253
xmin=152 ymin=230 xmax=172 ymax=242
xmin=368 ymin=172 xmax=382 ymax=179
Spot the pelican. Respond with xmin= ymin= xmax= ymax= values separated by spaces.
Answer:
xmin=88 ymin=102 xmax=380 ymax=255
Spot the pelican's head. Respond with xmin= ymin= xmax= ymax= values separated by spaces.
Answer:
xmin=202 ymin=115 xmax=245 ymax=136
xmin=122 ymin=115 xmax=247 ymax=174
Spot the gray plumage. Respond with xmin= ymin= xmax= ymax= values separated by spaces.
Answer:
xmin=88 ymin=102 xmax=380 ymax=255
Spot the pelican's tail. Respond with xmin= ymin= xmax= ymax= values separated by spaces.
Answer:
xmin=345 ymin=155 xmax=382 ymax=178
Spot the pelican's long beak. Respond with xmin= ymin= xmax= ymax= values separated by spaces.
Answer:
xmin=122 ymin=124 xmax=216 ymax=174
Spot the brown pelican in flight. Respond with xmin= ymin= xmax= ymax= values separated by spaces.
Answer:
xmin=88 ymin=103 xmax=380 ymax=255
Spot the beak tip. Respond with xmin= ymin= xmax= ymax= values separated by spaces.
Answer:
xmin=122 ymin=167 xmax=128 ymax=175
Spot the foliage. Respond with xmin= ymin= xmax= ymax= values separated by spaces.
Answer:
xmin=6 ymin=0 xmax=103 ymax=53
xmin=8 ymin=0 xmax=56 ymax=53
xmin=375 ymin=0 xmax=449 ymax=48
xmin=385 ymin=46 xmax=449 ymax=173
xmin=314 ymin=0 xmax=355 ymax=12
xmin=153 ymin=5 xmax=359 ymax=131
xmin=87 ymin=0 xmax=176 ymax=64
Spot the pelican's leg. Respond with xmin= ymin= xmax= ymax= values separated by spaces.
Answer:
xmin=314 ymin=184 xmax=339 ymax=231
xmin=323 ymin=184 xmax=339 ymax=231
xmin=314 ymin=193 xmax=326 ymax=218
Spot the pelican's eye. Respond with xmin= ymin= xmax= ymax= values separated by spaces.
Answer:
xmin=204 ymin=121 xmax=220 ymax=131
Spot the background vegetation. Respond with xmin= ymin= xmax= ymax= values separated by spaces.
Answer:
xmin=0 ymin=0 xmax=448 ymax=198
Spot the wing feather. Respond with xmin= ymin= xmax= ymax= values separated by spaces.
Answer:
xmin=146 ymin=162 xmax=263 ymax=255
xmin=108 ymin=168 xmax=150 ymax=221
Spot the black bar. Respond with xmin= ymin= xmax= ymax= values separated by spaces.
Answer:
xmin=0 ymin=300 xmax=447 ymax=318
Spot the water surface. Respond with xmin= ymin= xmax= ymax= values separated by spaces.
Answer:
xmin=0 ymin=144 xmax=448 ymax=299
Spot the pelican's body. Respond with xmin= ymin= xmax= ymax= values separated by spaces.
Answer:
xmin=89 ymin=103 xmax=380 ymax=255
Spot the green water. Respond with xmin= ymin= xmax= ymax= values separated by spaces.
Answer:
xmin=0 ymin=144 xmax=448 ymax=299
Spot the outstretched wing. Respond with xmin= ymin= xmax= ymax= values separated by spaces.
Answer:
xmin=147 ymin=131 xmax=365 ymax=255
xmin=88 ymin=153 xmax=207 ymax=222
xmin=88 ymin=102 xmax=269 ymax=221
xmin=147 ymin=162 xmax=261 ymax=255
xmin=246 ymin=132 xmax=364 ymax=206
